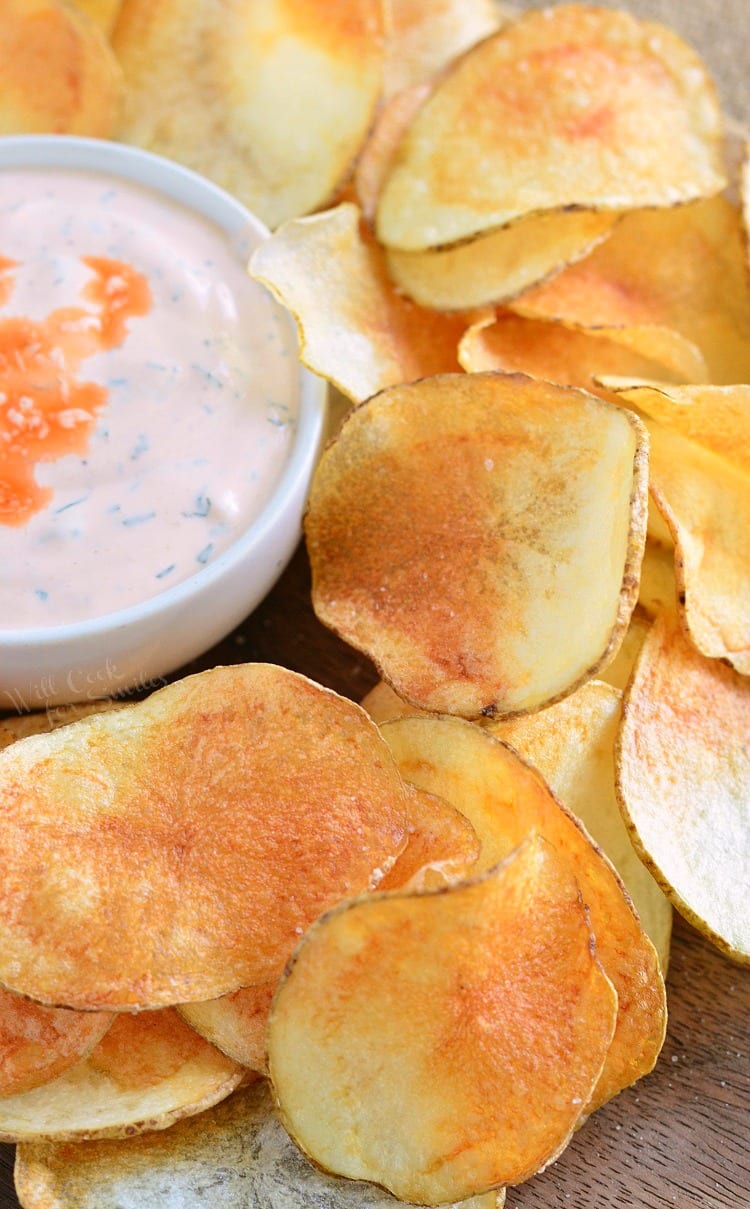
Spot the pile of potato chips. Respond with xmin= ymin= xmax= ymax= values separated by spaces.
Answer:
xmin=1 ymin=1 xmax=749 ymax=1206
xmin=1 ymin=661 xmax=664 ymax=1207
xmin=249 ymin=0 xmax=750 ymax=973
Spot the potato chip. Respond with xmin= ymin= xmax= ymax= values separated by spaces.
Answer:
xmin=513 ymin=196 xmax=750 ymax=384
xmin=361 ymin=678 xmax=418 ymax=725
xmin=0 ymin=1009 xmax=243 ymax=1143
xmin=355 ymin=81 xmax=433 ymax=224
xmin=605 ymin=380 xmax=750 ymax=469
xmin=458 ymin=310 xmax=699 ymax=392
xmin=616 ymin=608 xmax=750 ymax=964
xmin=375 ymin=5 xmax=726 ymax=251
xmin=484 ymin=682 xmax=672 ymax=972
xmin=646 ymin=496 xmax=675 ymax=547
xmin=382 ymin=0 xmax=502 ymax=99
xmin=250 ymin=204 xmax=477 ymax=403
xmin=15 ymin=1079 xmax=505 ymax=1208
xmin=0 ymin=664 xmax=409 ymax=1010
xmin=178 ymin=786 xmax=478 ymax=1073
xmin=377 ymin=783 xmax=481 ymax=890
xmin=0 ymin=0 xmax=122 ymax=137
xmin=178 ymin=983 xmax=275 ymax=1076
xmin=0 ymin=989 xmax=112 ymax=1099
xmin=603 ymin=381 xmax=750 ymax=673
xmin=379 ymin=715 xmax=666 ymax=1110
xmin=306 ymin=372 xmax=648 ymax=718
xmin=113 ymin=0 xmax=384 ymax=228
xmin=596 ymin=607 xmax=650 ymax=692
xmin=269 ymin=836 xmax=617 ymax=1203
xmin=385 ymin=210 xmax=619 ymax=310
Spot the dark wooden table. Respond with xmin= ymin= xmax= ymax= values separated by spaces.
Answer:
xmin=1 ymin=542 xmax=748 ymax=1207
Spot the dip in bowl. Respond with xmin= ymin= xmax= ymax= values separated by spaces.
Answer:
xmin=0 ymin=135 xmax=326 ymax=708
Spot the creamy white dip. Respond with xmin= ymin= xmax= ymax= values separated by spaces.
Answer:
xmin=0 ymin=167 xmax=297 ymax=627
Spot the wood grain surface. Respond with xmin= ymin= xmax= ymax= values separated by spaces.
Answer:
xmin=2 ymin=0 xmax=749 ymax=1204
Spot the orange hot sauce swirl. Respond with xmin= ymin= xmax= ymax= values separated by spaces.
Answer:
xmin=0 ymin=257 xmax=151 ymax=526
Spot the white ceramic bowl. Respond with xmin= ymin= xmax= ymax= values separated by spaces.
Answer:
xmin=0 ymin=135 xmax=326 ymax=710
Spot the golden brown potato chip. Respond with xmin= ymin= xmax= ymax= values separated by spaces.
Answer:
xmin=0 ymin=989 xmax=112 ymax=1099
xmin=179 ymin=788 xmax=479 ymax=1075
xmin=382 ymin=0 xmax=502 ymax=99
xmin=15 ymin=1079 xmax=505 ymax=1208
xmin=616 ymin=608 xmax=750 ymax=964
xmin=377 ymin=783 xmax=480 ymax=890
xmin=250 ymin=204 xmax=477 ymax=403
xmin=596 ymin=608 xmax=651 ymax=692
xmin=385 ymin=210 xmax=619 ymax=310
xmin=355 ymin=82 xmax=433 ymax=224
xmin=458 ymin=310 xmax=700 ymax=392
xmin=361 ymin=679 xmax=418 ymax=724
xmin=269 ymin=836 xmax=617 ymax=1203
xmin=113 ymin=0 xmax=384 ymax=228
xmin=306 ymin=372 xmax=648 ymax=718
xmin=178 ymin=983 xmax=275 ymax=1076
xmin=484 ymin=681 xmax=672 ymax=972
xmin=380 ymin=715 xmax=666 ymax=1110
xmin=0 ymin=1009 xmax=244 ymax=1142
xmin=513 ymin=196 xmax=750 ymax=384
xmin=605 ymin=380 xmax=750 ymax=469
xmin=604 ymin=382 xmax=750 ymax=673
xmin=0 ymin=665 xmax=409 ymax=1010
xmin=0 ymin=0 xmax=122 ymax=137
xmin=376 ymin=5 xmax=725 ymax=251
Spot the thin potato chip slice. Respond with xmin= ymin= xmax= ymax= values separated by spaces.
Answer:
xmin=458 ymin=310 xmax=699 ymax=392
xmin=0 ymin=990 xmax=112 ymax=1099
xmin=250 ymin=204 xmax=476 ymax=403
xmin=378 ymin=783 xmax=480 ymax=890
xmin=385 ymin=210 xmax=619 ymax=310
xmin=513 ymin=197 xmax=750 ymax=384
xmin=361 ymin=678 xmax=417 ymax=725
xmin=113 ymin=0 xmax=384 ymax=228
xmin=178 ymin=788 xmax=479 ymax=1072
xmin=604 ymin=382 xmax=750 ymax=673
xmin=269 ymin=837 xmax=617 ymax=1204
xmin=177 ymin=983 xmax=275 ymax=1076
xmin=382 ymin=0 xmax=502 ymax=99
xmin=0 ymin=1009 xmax=243 ymax=1142
xmin=596 ymin=607 xmax=650 ymax=692
xmin=484 ymin=682 xmax=672 ymax=972
xmin=0 ymin=0 xmax=122 ymax=137
xmin=605 ymin=381 xmax=750 ymax=469
xmin=0 ymin=665 xmax=409 ymax=1010
xmin=15 ymin=1080 xmax=505 ymax=1208
xmin=376 ymin=5 xmax=725 ymax=251
xmin=617 ymin=610 xmax=750 ymax=963
xmin=306 ymin=372 xmax=648 ymax=717
xmin=355 ymin=83 xmax=433 ymax=223
xmin=379 ymin=715 xmax=666 ymax=1109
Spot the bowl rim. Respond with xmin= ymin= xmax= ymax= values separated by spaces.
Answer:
xmin=0 ymin=134 xmax=327 ymax=646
